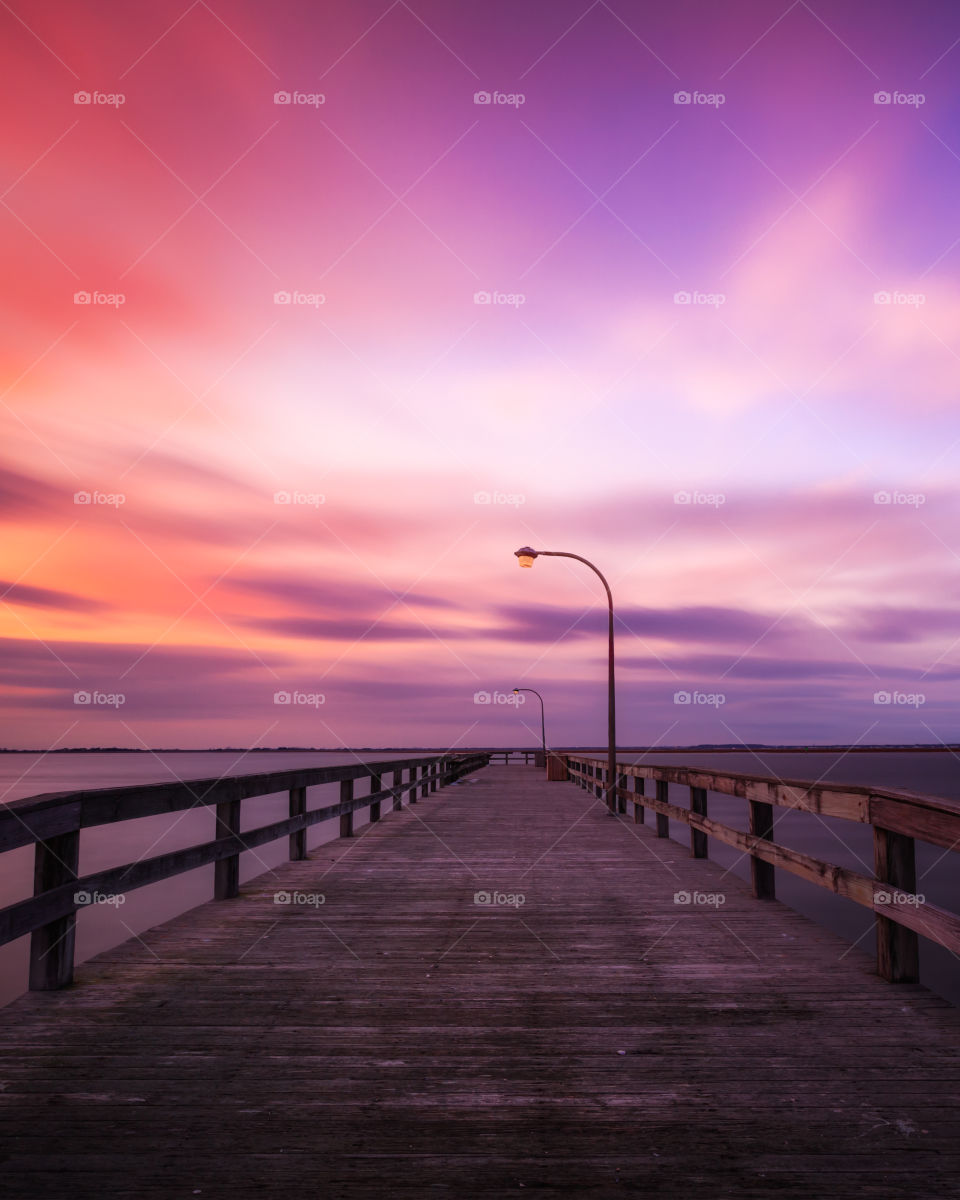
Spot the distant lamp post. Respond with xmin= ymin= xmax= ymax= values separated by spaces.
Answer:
xmin=514 ymin=547 xmax=618 ymax=812
xmin=512 ymin=687 xmax=546 ymax=762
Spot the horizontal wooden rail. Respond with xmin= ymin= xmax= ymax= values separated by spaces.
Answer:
xmin=1 ymin=752 xmax=489 ymax=991
xmin=565 ymin=755 xmax=960 ymax=984
xmin=484 ymin=750 xmax=545 ymax=766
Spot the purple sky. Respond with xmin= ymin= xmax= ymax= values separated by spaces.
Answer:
xmin=2 ymin=0 xmax=960 ymax=747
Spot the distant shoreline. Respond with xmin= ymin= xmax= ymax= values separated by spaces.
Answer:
xmin=2 ymin=745 xmax=958 ymax=754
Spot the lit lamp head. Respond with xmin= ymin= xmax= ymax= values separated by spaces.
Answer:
xmin=515 ymin=546 xmax=538 ymax=569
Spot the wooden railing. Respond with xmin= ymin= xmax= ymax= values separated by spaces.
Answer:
xmin=0 ymin=751 xmax=489 ymax=991
xmin=566 ymin=754 xmax=960 ymax=984
xmin=485 ymin=750 xmax=546 ymax=765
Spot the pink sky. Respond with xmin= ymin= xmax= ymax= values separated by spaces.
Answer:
xmin=2 ymin=0 xmax=960 ymax=748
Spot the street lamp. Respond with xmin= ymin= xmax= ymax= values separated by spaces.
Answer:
xmin=512 ymin=687 xmax=546 ymax=762
xmin=514 ymin=547 xmax=618 ymax=813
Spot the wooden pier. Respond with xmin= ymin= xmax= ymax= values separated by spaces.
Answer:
xmin=1 ymin=758 xmax=960 ymax=1198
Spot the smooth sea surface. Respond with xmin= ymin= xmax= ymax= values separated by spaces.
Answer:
xmin=1 ymin=749 xmax=958 ymax=1007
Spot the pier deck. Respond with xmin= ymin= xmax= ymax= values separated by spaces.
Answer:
xmin=2 ymin=764 xmax=959 ymax=1198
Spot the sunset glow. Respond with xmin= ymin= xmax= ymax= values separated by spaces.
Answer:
xmin=3 ymin=0 xmax=960 ymax=748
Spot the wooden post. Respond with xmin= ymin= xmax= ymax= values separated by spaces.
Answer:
xmin=690 ymin=787 xmax=708 ymax=859
xmin=28 ymin=829 xmax=80 ymax=991
xmin=340 ymin=779 xmax=354 ymax=837
xmin=748 ymin=800 xmax=776 ymax=899
xmin=392 ymin=768 xmax=403 ymax=812
xmin=289 ymin=786 xmax=307 ymax=860
xmin=874 ymin=827 xmax=919 ymax=982
xmin=409 ymin=766 xmax=418 ymax=804
xmin=633 ymin=776 xmax=645 ymax=824
xmin=618 ymin=773 xmax=627 ymax=814
xmin=430 ymin=761 xmax=438 ymax=792
xmin=546 ymin=753 xmax=569 ymax=781
xmin=369 ymin=773 xmax=381 ymax=823
xmin=214 ymin=799 xmax=241 ymax=899
xmin=421 ymin=763 xmax=430 ymax=799
xmin=655 ymin=780 xmax=670 ymax=838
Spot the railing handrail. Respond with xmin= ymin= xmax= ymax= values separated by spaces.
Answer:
xmin=0 ymin=753 xmax=462 ymax=851
xmin=1 ymin=751 xmax=490 ymax=992
xmin=567 ymin=755 xmax=960 ymax=845
xmin=565 ymin=753 xmax=960 ymax=985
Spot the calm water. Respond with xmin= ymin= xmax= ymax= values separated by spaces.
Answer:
xmin=1 ymin=750 xmax=958 ymax=1007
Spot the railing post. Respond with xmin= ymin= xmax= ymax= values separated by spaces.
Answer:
xmin=430 ymin=760 xmax=438 ymax=792
xmin=874 ymin=827 xmax=919 ymax=982
xmin=633 ymin=776 xmax=645 ymax=823
xmin=289 ymin=786 xmax=307 ymax=860
xmin=214 ymin=799 xmax=241 ymax=899
xmin=409 ymin=766 xmax=418 ymax=803
xmin=748 ymin=800 xmax=776 ymax=899
xmin=392 ymin=768 xmax=403 ymax=812
xmin=369 ymin=773 xmax=381 ymax=823
xmin=340 ymin=779 xmax=354 ymax=837
xmin=617 ymin=772 xmax=627 ymax=814
xmin=655 ymin=780 xmax=670 ymax=838
xmin=28 ymin=829 xmax=80 ymax=991
xmin=421 ymin=762 xmax=430 ymax=799
xmin=690 ymin=787 xmax=708 ymax=858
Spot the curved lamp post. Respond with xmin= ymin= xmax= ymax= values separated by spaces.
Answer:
xmin=514 ymin=547 xmax=617 ymax=812
xmin=512 ymin=687 xmax=546 ymax=761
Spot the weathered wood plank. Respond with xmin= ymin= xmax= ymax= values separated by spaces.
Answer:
xmin=27 ymin=829 xmax=78 ymax=991
xmin=289 ymin=785 xmax=306 ymax=860
xmin=749 ymin=799 xmax=776 ymax=900
xmin=874 ymin=827 xmax=920 ymax=983
xmin=690 ymin=786 xmax=708 ymax=858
